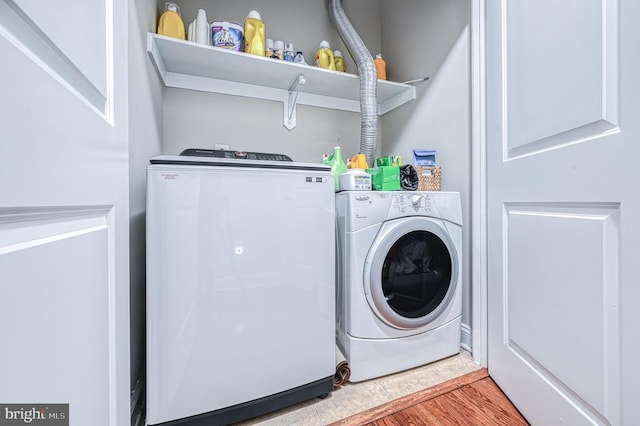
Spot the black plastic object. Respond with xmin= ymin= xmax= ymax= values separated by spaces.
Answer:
xmin=400 ymin=164 xmax=419 ymax=191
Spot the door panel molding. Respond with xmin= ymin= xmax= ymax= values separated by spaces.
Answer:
xmin=502 ymin=202 xmax=620 ymax=424
xmin=500 ymin=0 xmax=620 ymax=161
xmin=0 ymin=206 xmax=119 ymax=424
xmin=505 ymin=339 xmax=611 ymax=425
xmin=0 ymin=0 xmax=111 ymax=119
xmin=505 ymin=120 xmax=620 ymax=161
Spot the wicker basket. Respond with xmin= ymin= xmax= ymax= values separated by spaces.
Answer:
xmin=416 ymin=166 xmax=442 ymax=191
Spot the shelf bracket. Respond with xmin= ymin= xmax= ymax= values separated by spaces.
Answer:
xmin=284 ymin=74 xmax=306 ymax=130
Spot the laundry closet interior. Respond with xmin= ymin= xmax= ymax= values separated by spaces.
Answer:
xmin=136 ymin=0 xmax=473 ymax=423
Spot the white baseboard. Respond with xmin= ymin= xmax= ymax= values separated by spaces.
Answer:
xmin=461 ymin=323 xmax=472 ymax=352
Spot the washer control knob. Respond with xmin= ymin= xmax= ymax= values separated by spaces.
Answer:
xmin=411 ymin=194 xmax=422 ymax=206
xmin=233 ymin=151 xmax=248 ymax=159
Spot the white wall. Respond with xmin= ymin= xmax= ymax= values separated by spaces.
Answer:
xmin=381 ymin=0 xmax=472 ymax=340
xmin=129 ymin=0 xmax=164 ymax=389
xmin=160 ymin=0 xmax=381 ymax=162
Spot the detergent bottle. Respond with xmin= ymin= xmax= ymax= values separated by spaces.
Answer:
xmin=374 ymin=53 xmax=387 ymax=80
xmin=194 ymin=9 xmax=209 ymax=45
xmin=314 ymin=41 xmax=336 ymax=70
xmin=157 ymin=3 xmax=186 ymax=40
xmin=243 ymin=10 xmax=266 ymax=56
xmin=334 ymin=50 xmax=346 ymax=72
xmin=322 ymin=147 xmax=347 ymax=191
xmin=347 ymin=153 xmax=369 ymax=169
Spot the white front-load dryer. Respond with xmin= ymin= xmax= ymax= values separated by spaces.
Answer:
xmin=336 ymin=191 xmax=462 ymax=382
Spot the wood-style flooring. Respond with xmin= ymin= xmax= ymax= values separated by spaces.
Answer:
xmin=330 ymin=369 xmax=529 ymax=426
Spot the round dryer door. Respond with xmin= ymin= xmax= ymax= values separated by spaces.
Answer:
xmin=364 ymin=216 xmax=458 ymax=330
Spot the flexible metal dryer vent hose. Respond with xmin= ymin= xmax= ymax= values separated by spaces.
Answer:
xmin=328 ymin=0 xmax=378 ymax=167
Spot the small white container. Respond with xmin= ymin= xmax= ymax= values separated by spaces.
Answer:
xmin=211 ymin=21 xmax=243 ymax=51
xmin=339 ymin=170 xmax=371 ymax=191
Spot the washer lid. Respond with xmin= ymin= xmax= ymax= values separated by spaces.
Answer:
xmin=363 ymin=216 xmax=458 ymax=329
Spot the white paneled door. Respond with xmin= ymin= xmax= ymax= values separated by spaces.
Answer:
xmin=0 ymin=0 xmax=129 ymax=425
xmin=487 ymin=0 xmax=640 ymax=424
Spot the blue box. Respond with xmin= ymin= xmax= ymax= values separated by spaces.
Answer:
xmin=413 ymin=149 xmax=437 ymax=167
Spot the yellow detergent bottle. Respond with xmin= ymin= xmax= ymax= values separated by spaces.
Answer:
xmin=157 ymin=3 xmax=186 ymax=40
xmin=334 ymin=50 xmax=346 ymax=72
xmin=244 ymin=10 xmax=266 ymax=56
xmin=347 ymin=153 xmax=369 ymax=169
xmin=314 ymin=41 xmax=336 ymax=70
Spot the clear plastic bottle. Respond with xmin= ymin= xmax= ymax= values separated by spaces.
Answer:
xmin=243 ymin=10 xmax=265 ymax=56
xmin=314 ymin=40 xmax=336 ymax=70
xmin=334 ymin=50 xmax=346 ymax=72
xmin=374 ymin=53 xmax=387 ymax=80
xmin=157 ymin=3 xmax=186 ymax=40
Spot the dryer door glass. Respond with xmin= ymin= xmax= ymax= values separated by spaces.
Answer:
xmin=381 ymin=230 xmax=452 ymax=319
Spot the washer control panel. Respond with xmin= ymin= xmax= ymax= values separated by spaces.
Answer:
xmin=391 ymin=193 xmax=433 ymax=214
xmin=180 ymin=148 xmax=292 ymax=162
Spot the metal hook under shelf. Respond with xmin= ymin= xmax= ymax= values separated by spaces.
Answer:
xmin=284 ymin=74 xmax=306 ymax=130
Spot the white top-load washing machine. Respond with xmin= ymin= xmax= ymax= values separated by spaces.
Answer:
xmin=335 ymin=191 xmax=462 ymax=382
xmin=146 ymin=150 xmax=336 ymax=425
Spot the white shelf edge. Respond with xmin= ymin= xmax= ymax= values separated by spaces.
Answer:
xmin=147 ymin=33 xmax=168 ymax=85
xmin=147 ymin=33 xmax=415 ymax=116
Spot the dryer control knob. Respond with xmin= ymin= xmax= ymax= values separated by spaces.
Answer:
xmin=411 ymin=194 xmax=422 ymax=206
